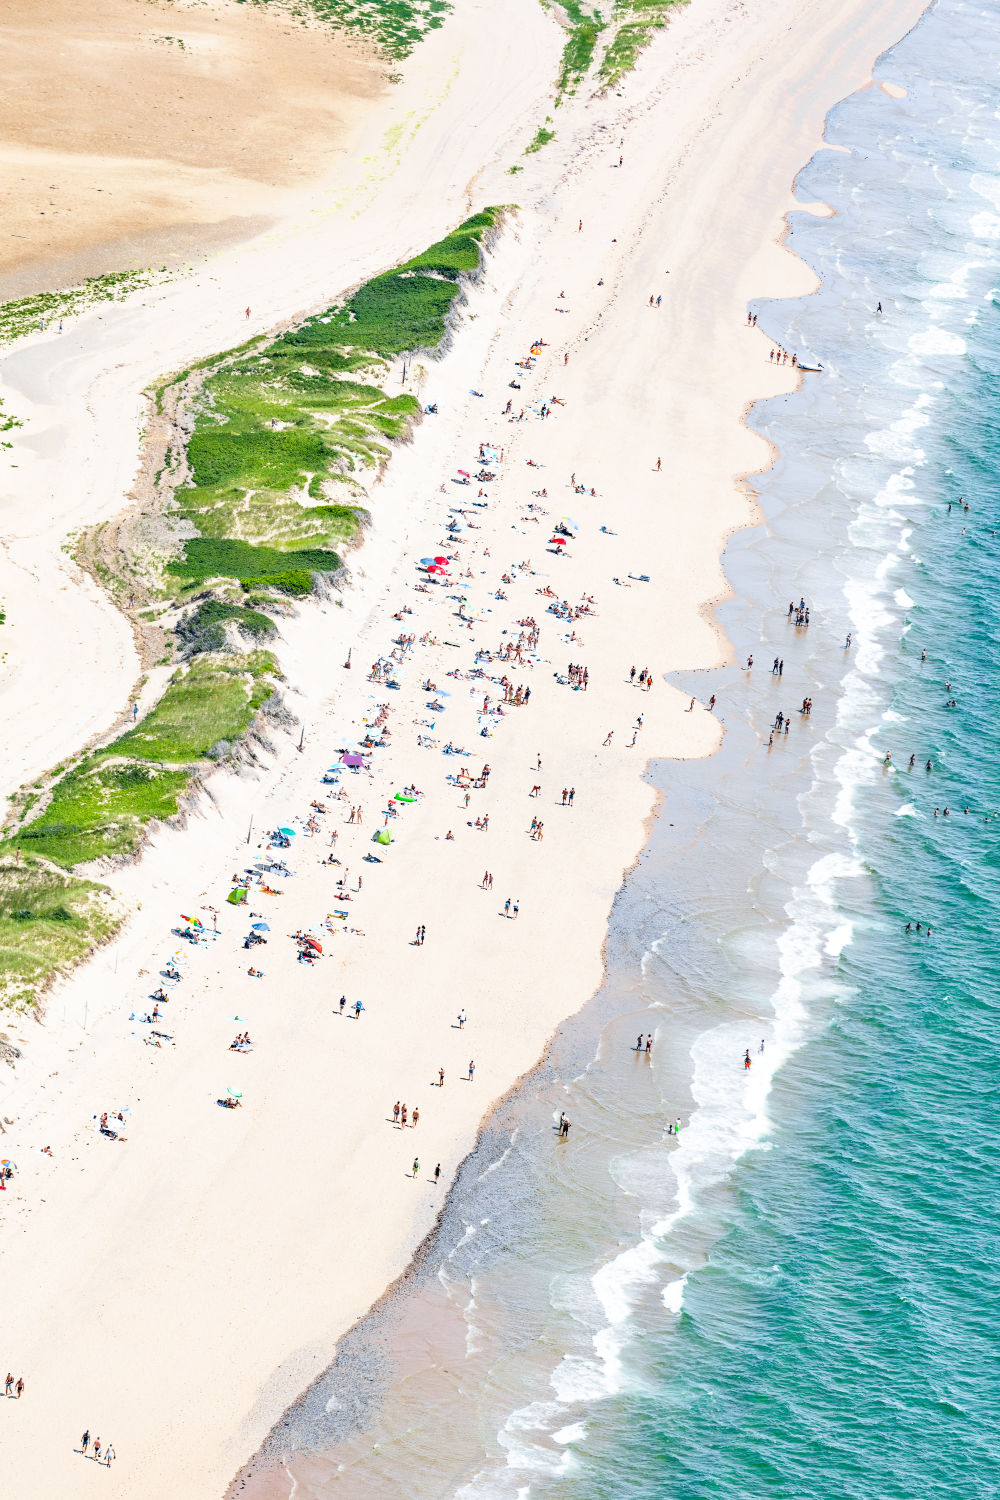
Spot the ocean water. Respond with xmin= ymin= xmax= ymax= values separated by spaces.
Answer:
xmin=231 ymin=2 xmax=1000 ymax=1494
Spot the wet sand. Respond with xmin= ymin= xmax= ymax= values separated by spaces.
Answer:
xmin=0 ymin=0 xmax=383 ymax=300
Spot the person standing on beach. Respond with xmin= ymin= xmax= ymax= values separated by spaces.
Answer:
xmin=434 ymin=1164 xmax=441 ymax=1185
xmin=81 ymin=1431 xmax=90 ymax=1456
xmin=245 ymin=306 xmax=251 ymax=319
xmin=656 ymin=457 xmax=662 ymax=471
xmin=412 ymin=1107 xmax=420 ymax=1127
xmin=468 ymin=1060 xmax=475 ymax=1081
xmin=15 ymin=1377 xmax=23 ymax=1399
xmin=439 ymin=1067 xmax=445 ymax=1087
xmin=412 ymin=1158 xmax=420 ymax=1178
xmin=458 ymin=1009 xmax=467 ymax=1028
xmin=636 ymin=1034 xmax=643 ymax=1052
xmin=646 ymin=1034 xmax=653 ymax=1054
xmin=394 ymin=1101 xmax=400 ymax=1124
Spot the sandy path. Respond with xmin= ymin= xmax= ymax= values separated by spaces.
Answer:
xmin=0 ymin=0 xmax=559 ymax=823
xmin=0 ymin=0 xmax=927 ymax=1495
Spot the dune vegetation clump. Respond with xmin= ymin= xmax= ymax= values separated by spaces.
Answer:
xmin=168 ymin=209 xmax=501 ymax=601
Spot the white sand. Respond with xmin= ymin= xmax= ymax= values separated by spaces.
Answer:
xmin=0 ymin=0 xmax=928 ymax=1494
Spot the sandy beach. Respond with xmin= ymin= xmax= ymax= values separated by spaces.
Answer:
xmin=0 ymin=0 xmax=385 ymax=301
xmin=0 ymin=0 xmax=928 ymax=1494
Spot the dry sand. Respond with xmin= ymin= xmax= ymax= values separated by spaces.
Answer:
xmin=0 ymin=0 xmax=384 ymax=300
xmin=0 ymin=0 xmax=929 ymax=1494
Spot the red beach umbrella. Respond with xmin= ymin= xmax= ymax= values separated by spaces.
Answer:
xmin=433 ymin=556 xmax=449 ymax=565
xmin=551 ymin=537 xmax=568 ymax=546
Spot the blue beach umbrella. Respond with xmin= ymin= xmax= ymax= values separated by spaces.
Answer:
xmin=251 ymin=921 xmax=270 ymax=931
xmin=278 ymin=827 xmax=296 ymax=837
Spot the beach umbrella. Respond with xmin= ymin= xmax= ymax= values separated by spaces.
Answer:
xmin=427 ymin=566 xmax=447 ymax=576
xmin=434 ymin=556 xmax=449 ymax=565
xmin=419 ymin=557 xmax=436 ymax=566
xmin=558 ymin=517 xmax=579 ymax=531
xmin=226 ymin=1087 xmax=243 ymax=1099
xmin=251 ymin=921 xmax=270 ymax=931
xmin=303 ymin=937 xmax=323 ymax=953
xmin=342 ymin=752 xmax=365 ymax=768
xmin=457 ymin=469 xmax=471 ymax=478
xmin=180 ymin=913 xmax=203 ymax=927
xmin=278 ymin=826 xmax=296 ymax=837
xmin=551 ymin=537 xmax=568 ymax=547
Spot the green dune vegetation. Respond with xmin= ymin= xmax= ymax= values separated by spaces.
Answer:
xmin=166 ymin=208 xmax=500 ymax=597
xmin=0 ymin=208 xmax=501 ymax=1007
xmin=0 ymin=858 xmax=123 ymax=1013
xmin=0 ymin=268 xmax=168 ymax=348
xmin=250 ymin=0 xmax=451 ymax=61
xmin=599 ymin=0 xmax=689 ymax=86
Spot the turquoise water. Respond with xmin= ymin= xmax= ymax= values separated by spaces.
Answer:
xmin=231 ymin=3 xmax=1000 ymax=1494
xmin=564 ymin=2 xmax=1000 ymax=1493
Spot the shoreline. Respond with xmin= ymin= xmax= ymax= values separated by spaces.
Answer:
xmin=0 ymin=0 xmax=931 ymax=1495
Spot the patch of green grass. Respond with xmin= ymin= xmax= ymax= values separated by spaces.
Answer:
xmin=242 ymin=0 xmax=451 ymax=59
xmin=168 ymin=539 xmax=342 ymax=595
xmin=171 ymin=210 xmax=499 ymax=592
xmin=0 ymin=857 xmax=123 ymax=1009
xmin=555 ymin=0 xmax=604 ymax=99
xmin=0 ymin=267 xmax=170 ymax=348
xmin=598 ymin=0 xmax=687 ymax=85
xmin=525 ymin=121 xmax=556 ymax=154
xmin=10 ymin=654 xmax=278 ymax=867
xmin=175 ymin=599 xmax=277 ymax=655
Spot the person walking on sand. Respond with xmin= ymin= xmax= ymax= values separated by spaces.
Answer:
xmin=93 ymin=1439 xmax=101 ymax=1463
xmin=434 ymin=1163 xmax=441 ymax=1185
xmin=339 ymin=994 xmax=347 ymax=1016
xmin=656 ymin=457 xmax=662 ymax=472
xmin=412 ymin=1158 xmax=420 ymax=1178
xmin=708 ymin=695 xmax=716 ymax=712
xmin=15 ymin=1377 xmax=23 ymax=1399
xmin=468 ymin=1059 xmax=475 ymax=1081
xmin=105 ymin=1444 xmax=115 ymax=1469
xmin=458 ymin=1009 xmax=467 ymax=1028
xmin=4 ymin=1373 xmax=12 ymax=1397
xmin=439 ymin=1067 xmax=445 ymax=1087
xmin=81 ymin=1431 xmax=90 ymax=1456
xmin=245 ymin=306 xmax=251 ymax=319
xmin=603 ymin=730 xmax=613 ymax=745
xmin=393 ymin=1101 xmax=400 ymax=1124
xmin=412 ymin=1106 xmax=420 ymax=1127
xmin=354 ymin=999 xmax=364 ymax=1019
xmin=505 ymin=898 xmax=511 ymax=919
xmin=401 ymin=1104 xmax=408 ymax=1126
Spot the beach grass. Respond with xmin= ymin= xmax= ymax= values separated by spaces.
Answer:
xmin=555 ymin=0 xmax=605 ymax=99
xmin=245 ymin=0 xmax=451 ymax=60
xmin=0 ymin=857 xmax=123 ymax=1009
xmin=9 ymin=654 xmax=278 ymax=868
xmin=526 ymin=121 xmax=556 ymax=154
xmin=0 ymin=267 xmax=170 ymax=347
xmin=598 ymin=0 xmax=688 ymax=85
xmin=171 ymin=209 xmax=500 ymax=595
